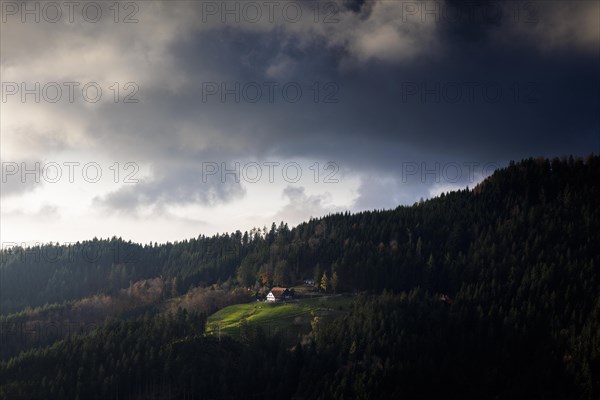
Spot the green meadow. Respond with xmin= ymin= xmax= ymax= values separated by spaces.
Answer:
xmin=206 ymin=295 xmax=354 ymax=338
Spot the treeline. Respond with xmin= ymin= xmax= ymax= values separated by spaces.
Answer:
xmin=2 ymin=155 xmax=598 ymax=313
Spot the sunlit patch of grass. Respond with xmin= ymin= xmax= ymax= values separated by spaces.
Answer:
xmin=206 ymin=295 xmax=355 ymax=338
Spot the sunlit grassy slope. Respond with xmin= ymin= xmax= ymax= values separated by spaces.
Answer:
xmin=206 ymin=295 xmax=354 ymax=338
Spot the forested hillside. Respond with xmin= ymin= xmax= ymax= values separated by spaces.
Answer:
xmin=1 ymin=155 xmax=599 ymax=399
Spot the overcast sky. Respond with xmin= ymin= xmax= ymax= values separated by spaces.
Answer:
xmin=1 ymin=0 xmax=599 ymax=245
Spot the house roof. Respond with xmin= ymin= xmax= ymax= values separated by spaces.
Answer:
xmin=269 ymin=287 xmax=288 ymax=298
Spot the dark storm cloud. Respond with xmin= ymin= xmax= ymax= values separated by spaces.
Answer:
xmin=83 ymin=0 xmax=599 ymax=211
xmin=164 ymin=9 xmax=598 ymax=156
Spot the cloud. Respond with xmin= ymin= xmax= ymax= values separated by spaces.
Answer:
xmin=94 ymin=164 xmax=246 ymax=213
xmin=3 ymin=203 xmax=60 ymax=220
xmin=266 ymin=56 xmax=295 ymax=78
xmin=290 ymin=0 xmax=441 ymax=63
xmin=7 ymin=0 xmax=595 ymax=173
xmin=0 ymin=159 xmax=44 ymax=198
xmin=352 ymin=175 xmax=411 ymax=210
xmin=497 ymin=1 xmax=600 ymax=54
xmin=272 ymin=186 xmax=342 ymax=224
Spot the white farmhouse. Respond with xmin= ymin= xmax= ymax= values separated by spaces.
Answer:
xmin=266 ymin=287 xmax=291 ymax=302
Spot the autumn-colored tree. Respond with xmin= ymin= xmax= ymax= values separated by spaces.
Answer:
xmin=320 ymin=272 xmax=328 ymax=292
